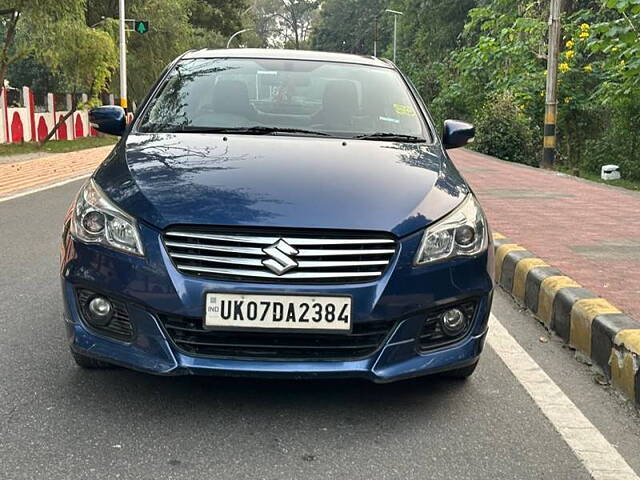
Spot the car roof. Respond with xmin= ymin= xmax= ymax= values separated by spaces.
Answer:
xmin=182 ymin=48 xmax=395 ymax=69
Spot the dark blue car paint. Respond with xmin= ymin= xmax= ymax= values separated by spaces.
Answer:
xmin=94 ymin=134 xmax=469 ymax=237
xmin=61 ymin=50 xmax=494 ymax=381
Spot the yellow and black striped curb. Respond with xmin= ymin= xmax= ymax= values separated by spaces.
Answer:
xmin=492 ymin=232 xmax=640 ymax=406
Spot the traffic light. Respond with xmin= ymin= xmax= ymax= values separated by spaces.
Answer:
xmin=134 ymin=20 xmax=149 ymax=35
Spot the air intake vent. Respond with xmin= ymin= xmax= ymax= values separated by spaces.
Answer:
xmin=163 ymin=227 xmax=397 ymax=284
xmin=160 ymin=315 xmax=397 ymax=360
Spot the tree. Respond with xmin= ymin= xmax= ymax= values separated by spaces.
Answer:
xmin=0 ymin=0 xmax=85 ymax=88
xmin=393 ymin=0 xmax=476 ymax=107
xmin=278 ymin=0 xmax=319 ymax=49
xmin=311 ymin=0 xmax=392 ymax=55
xmin=38 ymin=23 xmax=117 ymax=143
xmin=248 ymin=0 xmax=318 ymax=49
xmin=189 ymin=0 xmax=247 ymax=37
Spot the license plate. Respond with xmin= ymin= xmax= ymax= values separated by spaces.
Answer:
xmin=204 ymin=293 xmax=352 ymax=332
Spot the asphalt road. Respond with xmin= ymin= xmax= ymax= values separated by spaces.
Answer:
xmin=1 ymin=180 xmax=640 ymax=480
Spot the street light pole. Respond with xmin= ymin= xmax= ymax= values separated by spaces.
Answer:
xmin=118 ymin=0 xmax=127 ymax=110
xmin=385 ymin=9 xmax=403 ymax=64
xmin=373 ymin=16 xmax=378 ymax=57
xmin=227 ymin=28 xmax=252 ymax=49
xmin=542 ymin=0 xmax=562 ymax=169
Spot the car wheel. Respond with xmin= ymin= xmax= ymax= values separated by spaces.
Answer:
xmin=443 ymin=361 xmax=478 ymax=379
xmin=71 ymin=351 xmax=114 ymax=369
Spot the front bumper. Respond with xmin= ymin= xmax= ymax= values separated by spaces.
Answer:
xmin=60 ymin=223 xmax=494 ymax=382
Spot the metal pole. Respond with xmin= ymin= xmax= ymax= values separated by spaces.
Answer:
xmin=385 ymin=10 xmax=403 ymax=63
xmin=227 ymin=28 xmax=251 ymax=49
xmin=373 ymin=17 xmax=378 ymax=57
xmin=118 ymin=0 xmax=127 ymax=110
xmin=393 ymin=15 xmax=397 ymax=63
xmin=542 ymin=0 xmax=562 ymax=169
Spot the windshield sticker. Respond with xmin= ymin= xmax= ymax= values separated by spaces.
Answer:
xmin=379 ymin=116 xmax=400 ymax=124
xmin=393 ymin=104 xmax=416 ymax=117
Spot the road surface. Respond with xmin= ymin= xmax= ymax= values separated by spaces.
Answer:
xmin=1 ymin=180 xmax=639 ymax=480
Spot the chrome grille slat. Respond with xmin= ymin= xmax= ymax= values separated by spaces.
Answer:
xmin=165 ymin=241 xmax=264 ymax=255
xmin=165 ymin=231 xmax=395 ymax=246
xmin=163 ymin=227 xmax=397 ymax=284
xmin=177 ymin=265 xmax=383 ymax=279
xmin=295 ymin=248 xmax=395 ymax=257
xmin=171 ymin=253 xmax=388 ymax=268
xmin=171 ymin=253 xmax=263 ymax=266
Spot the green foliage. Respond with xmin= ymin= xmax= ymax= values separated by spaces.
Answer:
xmin=582 ymin=97 xmax=640 ymax=180
xmin=39 ymin=22 xmax=117 ymax=101
xmin=393 ymin=0 xmax=475 ymax=104
xmin=411 ymin=0 xmax=640 ymax=184
xmin=189 ymin=0 xmax=246 ymax=37
xmin=472 ymin=92 xmax=540 ymax=166
xmin=245 ymin=0 xmax=319 ymax=50
xmin=0 ymin=0 xmax=86 ymax=86
xmin=7 ymin=55 xmax=58 ymax=94
xmin=311 ymin=0 xmax=392 ymax=55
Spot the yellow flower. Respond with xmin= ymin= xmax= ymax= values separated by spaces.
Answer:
xmin=564 ymin=97 xmax=572 ymax=104
xmin=580 ymin=23 xmax=590 ymax=31
xmin=565 ymin=50 xmax=576 ymax=59
xmin=583 ymin=64 xmax=593 ymax=72
xmin=611 ymin=46 xmax=620 ymax=52
xmin=540 ymin=91 xmax=545 ymax=97
xmin=579 ymin=31 xmax=590 ymax=39
xmin=566 ymin=40 xmax=575 ymax=49
xmin=559 ymin=62 xmax=570 ymax=73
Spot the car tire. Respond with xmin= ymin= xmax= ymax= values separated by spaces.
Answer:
xmin=71 ymin=351 xmax=114 ymax=369
xmin=443 ymin=361 xmax=478 ymax=379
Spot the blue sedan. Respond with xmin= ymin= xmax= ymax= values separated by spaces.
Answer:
xmin=60 ymin=49 xmax=493 ymax=381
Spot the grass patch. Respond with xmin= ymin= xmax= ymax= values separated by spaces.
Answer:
xmin=0 ymin=135 xmax=117 ymax=157
xmin=558 ymin=166 xmax=640 ymax=192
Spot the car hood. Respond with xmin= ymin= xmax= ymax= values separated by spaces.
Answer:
xmin=94 ymin=133 xmax=468 ymax=237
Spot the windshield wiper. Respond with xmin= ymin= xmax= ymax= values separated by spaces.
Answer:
xmin=157 ymin=125 xmax=331 ymax=137
xmin=353 ymin=132 xmax=426 ymax=143
xmin=240 ymin=126 xmax=332 ymax=137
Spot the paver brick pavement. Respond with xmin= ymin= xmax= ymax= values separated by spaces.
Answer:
xmin=0 ymin=146 xmax=113 ymax=198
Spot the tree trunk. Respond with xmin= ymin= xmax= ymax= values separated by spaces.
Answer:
xmin=0 ymin=10 xmax=20 ymax=89
xmin=39 ymin=109 xmax=75 ymax=145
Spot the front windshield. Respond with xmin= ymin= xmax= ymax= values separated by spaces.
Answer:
xmin=137 ymin=57 xmax=429 ymax=141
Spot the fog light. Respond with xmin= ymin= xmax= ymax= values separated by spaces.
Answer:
xmin=441 ymin=308 xmax=467 ymax=336
xmin=87 ymin=296 xmax=113 ymax=326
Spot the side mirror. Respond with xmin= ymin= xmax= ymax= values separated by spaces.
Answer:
xmin=89 ymin=106 xmax=126 ymax=136
xmin=442 ymin=120 xmax=475 ymax=149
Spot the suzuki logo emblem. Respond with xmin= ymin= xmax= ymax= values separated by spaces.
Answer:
xmin=262 ymin=239 xmax=298 ymax=275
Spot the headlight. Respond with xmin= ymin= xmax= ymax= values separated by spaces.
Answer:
xmin=414 ymin=194 xmax=487 ymax=265
xmin=70 ymin=179 xmax=144 ymax=256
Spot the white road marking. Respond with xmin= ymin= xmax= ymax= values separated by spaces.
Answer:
xmin=0 ymin=174 xmax=90 ymax=203
xmin=487 ymin=314 xmax=639 ymax=480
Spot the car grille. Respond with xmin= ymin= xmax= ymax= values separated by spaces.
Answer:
xmin=418 ymin=300 xmax=477 ymax=351
xmin=76 ymin=289 xmax=133 ymax=341
xmin=163 ymin=227 xmax=397 ymax=284
xmin=160 ymin=315 xmax=397 ymax=360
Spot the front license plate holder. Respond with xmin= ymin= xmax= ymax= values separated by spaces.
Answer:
xmin=204 ymin=292 xmax=353 ymax=334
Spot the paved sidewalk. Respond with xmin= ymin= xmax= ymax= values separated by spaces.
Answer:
xmin=0 ymin=146 xmax=113 ymax=198
xmin=451 ymin=149 xmax=640 ymax=319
